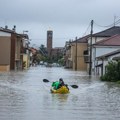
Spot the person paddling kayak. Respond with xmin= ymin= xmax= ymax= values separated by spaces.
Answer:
xmin=51 ymin=81 xmax=60 ymax=90
xmin=51 ymin=78 xmax=69 ymax=91
xmin=51 ymin=78 xmax=64 ymax=90
xmin=50 ymin=78 xmax=69 ymax=94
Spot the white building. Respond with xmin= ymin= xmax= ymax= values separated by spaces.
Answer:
xmin=87 ymin=26 xmax=120 ymax=75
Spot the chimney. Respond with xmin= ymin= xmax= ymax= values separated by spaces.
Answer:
xmin=12 ymin=25 xmax=16 ymax=31
xmin=5 ymin=25 xmax=8 ymax=29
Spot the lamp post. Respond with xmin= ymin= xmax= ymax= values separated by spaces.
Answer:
xmin=23 ymin=30 xmax=28 ymax=34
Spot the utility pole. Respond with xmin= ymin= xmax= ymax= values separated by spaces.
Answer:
xmin=75 ymin=37 xmax=77 ymax=71
xmin=89 ymin=20 xmax=94 ymax=75
xmin=114 ymin=15 xmax=116 ymax=26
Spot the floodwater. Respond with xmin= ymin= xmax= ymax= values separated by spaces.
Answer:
xmin=0 ymin=66 xmax=120 ymax=120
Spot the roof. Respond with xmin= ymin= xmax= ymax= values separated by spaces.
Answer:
xmin=96 ymin=49 xmax=120 ymax=60
xmin=30 ymin=47 xmax=37 ymax=54
xmin=112 ymin=56 xmax=120 ymax=60
xmin=0 ymin=27 xmax=29 ymax=39
xmin=19 ymin=33 xmax=29 ymax=39
xmin=0 ymin=27 xmax=15 ymax=33
xmin=93 ymin=26 xmax=120 ymax=37
xmin=72 ymin=35 xmax=90 ymax=43
xmin=53 ymin=47 xmax=64 ymax=49
xmin=93 ymin=34 xmax=120 ymax=46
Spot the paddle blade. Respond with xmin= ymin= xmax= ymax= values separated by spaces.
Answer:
xmin=43 ymin=79 xmax=49 ymax=82
xmin=70 ymin=85 xmax=78 ymax=88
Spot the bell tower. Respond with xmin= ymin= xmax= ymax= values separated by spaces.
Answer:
xmin=47 ymin=30 xmax=53 ymax=57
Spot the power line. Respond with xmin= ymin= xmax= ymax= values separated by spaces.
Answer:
xmin=82 ymin=22 xmax=91 ymax=36
xmin=115 ymin=19 xmax=120 ymax=25
xmin=94 ymin=18 xmax=120 ymax=28
xmin=30 ymin=37 xmax=76 ymax=41
xmin=94 ymin=22 xmax=114 ymax=28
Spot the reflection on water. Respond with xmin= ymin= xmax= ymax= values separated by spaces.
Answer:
xmin=51 ymin=94 xmax=69 ymax=103
xmin=0 ymin=67 xmax=120 ymax=120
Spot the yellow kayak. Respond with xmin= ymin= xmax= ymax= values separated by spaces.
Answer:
xmin=50 ymin=86 xmax=69 ymax=94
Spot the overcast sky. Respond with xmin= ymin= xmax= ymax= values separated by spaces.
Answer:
xmin=0 ymin=0 xmax=120 ymax=47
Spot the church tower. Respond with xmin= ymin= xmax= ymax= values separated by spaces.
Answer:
xmin=47 ymin=30 xmax=53 ymax=57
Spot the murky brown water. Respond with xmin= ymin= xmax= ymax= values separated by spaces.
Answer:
xmin=0 ymin=66 xmax=120 ymax=120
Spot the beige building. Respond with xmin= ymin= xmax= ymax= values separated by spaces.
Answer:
xmin=65 ymin=36 xmax=89 ymax=71
xmin=0 ymin=27 xmax=29 ymax=71
xmin=0 ymin=31 xmax=11 ymax=71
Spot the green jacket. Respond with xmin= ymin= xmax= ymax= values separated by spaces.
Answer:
xmin=52 ymin=81 xmax=60 ymax=90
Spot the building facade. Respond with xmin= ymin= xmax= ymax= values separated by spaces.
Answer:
xmin=87 ymin=26 xmax=120 ymax=74
xmin=64 ymin=36 xmax=88 ymax=71
xmin=0 ymin=27 xmax=29 ymax=71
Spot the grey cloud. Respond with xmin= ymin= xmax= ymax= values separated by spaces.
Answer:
xmin=0 ymin=0 xmax=120 ymax=47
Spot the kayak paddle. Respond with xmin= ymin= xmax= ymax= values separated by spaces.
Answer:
xmin=43 ymin=79 xmax=78 ymax=89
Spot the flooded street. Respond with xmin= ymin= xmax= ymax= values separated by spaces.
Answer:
xmin=0 ymin=66 xmax=120 ymax=120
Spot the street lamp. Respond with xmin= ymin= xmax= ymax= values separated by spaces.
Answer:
xmin=23 ymin=30 xmax=28 ymax=34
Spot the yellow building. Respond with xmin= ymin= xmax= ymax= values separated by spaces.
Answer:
xmin=23 ymin=54 xmax=30 ymax=69
xmin=65 ymin=36 xmax=89 ymax=71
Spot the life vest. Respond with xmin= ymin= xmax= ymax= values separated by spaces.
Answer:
xmin=52 ymin=81 xmax=60 ymax=90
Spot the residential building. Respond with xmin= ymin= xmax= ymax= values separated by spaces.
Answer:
xmin=64 ymin=41 xmax=72 ymax=68
xmin=93 ymin=35 xmax=120 ymax=75
xmin=21 ymin=34 xmax=30 ymax=69
xmin=30 ymin=47 xmax=38 ymax=65
xmin=87 ymin=26 xmax=120 ymax=74
xmin=96 ymin=49 xmax=120 ymax=76
xmin=64 ymin=36 xmax=89 ymax=71
xmin=0 ymin=27 xmax=29 ymax=71
xmin=51 ymin=47 xmax=64 ymax=60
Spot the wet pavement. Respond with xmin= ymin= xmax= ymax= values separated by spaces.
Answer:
xmin=0 ymin=66 xmax=120 ymax=120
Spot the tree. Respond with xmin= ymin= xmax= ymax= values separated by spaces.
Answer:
xmin=100 ymin=61 xmax=120 ymax=82
xmin=39 ymin=44 xmax=47 ymax=56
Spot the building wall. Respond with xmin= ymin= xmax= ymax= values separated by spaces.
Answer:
xmin=0 ymin=65 xmax=10 ymax=71
xmin=65 ymin=47 xmax=72 ymax=68
xmin=88 ymin=36 xmax=114 ymax=74
xmin=96 ymin=53 xmax=120 ymax=76
xmin=93 ymin=46 xmax=120 ymax=71
xmin=23 ymin=54 xmax=28 ymax=69
xmin=15 ymin=36 xmax=24 ymax=70
xmin=15 ymin=37 xmax=21 ymax=60
xmin=88 ymin=36 xmax=107 ymax=45
xmin=0 ymin=30 xmax=27 ymax=71
xmin=0 ymin=31 xmax=11 ymax=37
xmin=0 ymin=36 xmax=11 ymax=64
xmin=71 ymin=42 xmax=87 ymax=71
